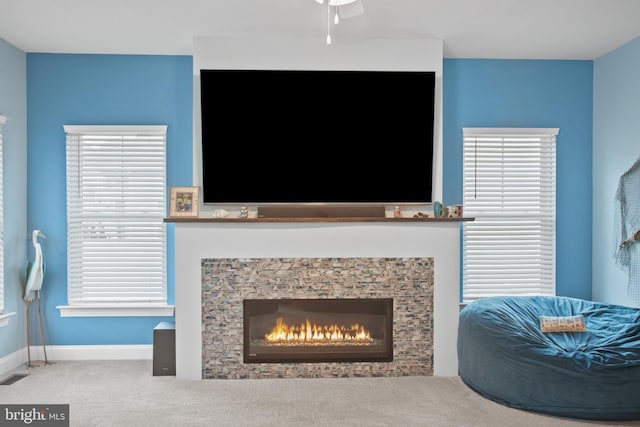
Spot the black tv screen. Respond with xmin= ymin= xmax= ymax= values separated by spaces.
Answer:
xmin=200 ymin=69 xmax=435 ymax=204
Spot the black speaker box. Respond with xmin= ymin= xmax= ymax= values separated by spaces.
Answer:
xmin=153 ymin=322 xmax=176 ymax=376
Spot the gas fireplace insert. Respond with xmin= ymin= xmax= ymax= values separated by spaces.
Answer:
xmin=243 ymin=298 xmax=393 ymax=363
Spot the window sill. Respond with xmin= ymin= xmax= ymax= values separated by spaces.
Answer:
xmin=0 ymin=312 xmax=16 ymax=328
xmin=57 ymin=304 xmax=174 ymax=317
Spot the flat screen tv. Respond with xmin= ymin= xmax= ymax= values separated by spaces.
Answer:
xmin=200 ymin=69 xmax=435 ymax=205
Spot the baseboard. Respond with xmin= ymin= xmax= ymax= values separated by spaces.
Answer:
xmin=0 ymin=345 xmax=152 ymax=377
xmin=29 ymin=344 xmax=153 ymax=361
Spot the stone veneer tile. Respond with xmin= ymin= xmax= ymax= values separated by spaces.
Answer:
xmin=202 ymin=257 xmax=433 ymax=379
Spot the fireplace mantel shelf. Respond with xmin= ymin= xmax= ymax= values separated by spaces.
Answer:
xmin=165 ymin=216 xmax=474 ymax=223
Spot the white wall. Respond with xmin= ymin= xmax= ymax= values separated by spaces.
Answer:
xmin=593 ymin=36 xmax=640 ymax=307
xmin=191 ymin=36 xmax=444 ymax=209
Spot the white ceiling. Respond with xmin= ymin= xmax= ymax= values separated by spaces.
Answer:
xmin=1 ymin=0 xmax=639 ymax=59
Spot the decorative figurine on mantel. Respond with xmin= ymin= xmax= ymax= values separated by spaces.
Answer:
xmin=212 ymin=209 xmax=228 ymax=218
xmin=240 ymin=206 xmax=249 ymax=219
xmin=432 ymin=201 xmax=443 ymax=217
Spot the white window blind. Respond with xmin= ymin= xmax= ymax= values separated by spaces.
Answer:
xmin=0 ymin=116 xmax=5 ymax=313
xmin=65 ymin=125 xmax=167 ymax=305
xmin=462 ymin=128 xmax=558 ymax=303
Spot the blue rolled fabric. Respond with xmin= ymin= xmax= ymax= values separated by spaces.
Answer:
xmin=457 ymin=295 xmax=640 ymax=420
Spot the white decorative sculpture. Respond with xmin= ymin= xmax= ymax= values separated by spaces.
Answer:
xmin=212 ymin=209 xmax=229 ymax=218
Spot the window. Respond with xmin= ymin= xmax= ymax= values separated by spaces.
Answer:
xmin=0 ymin=116 xmax=5 ymax=315
xmin=462 ymin=128 xmax=558 ymax=303
xmin=60 ymin=125 xmax=172 ymax=317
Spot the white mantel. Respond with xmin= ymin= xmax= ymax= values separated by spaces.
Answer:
xmin=173 ymin=220 xmax=462 ymax=379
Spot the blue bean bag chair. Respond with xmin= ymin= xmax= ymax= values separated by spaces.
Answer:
xmin=458 ymin=296 xmax=640 ymax=421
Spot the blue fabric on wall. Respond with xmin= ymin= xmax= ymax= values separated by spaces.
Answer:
xmin=458 ymin=296 xmax=640 ymax=421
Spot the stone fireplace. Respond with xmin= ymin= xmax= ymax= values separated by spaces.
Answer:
xmin=173 ymin=221 xmax=463 ymax=379
xmin=202 ymin=257 xmax=433 ymax=379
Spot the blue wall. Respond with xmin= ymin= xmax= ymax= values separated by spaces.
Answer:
xmin=593 ymin=36 xmax=640 ymax=307
xmin=21 ymin=54 xmax=596 ymax=347
xmin=0 ymin=38 xmax=28 ymax=359
xmin=443 ymin=59 xmax=593 ymax=299
xmin=26 ymin=54 xmax=192 ymax=345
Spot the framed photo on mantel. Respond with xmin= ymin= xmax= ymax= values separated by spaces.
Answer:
xmin=169 ymin=186 xmax=199 ymax=218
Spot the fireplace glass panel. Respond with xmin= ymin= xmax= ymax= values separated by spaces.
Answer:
xmin=244 ymin=298 xmax=393 ymax=363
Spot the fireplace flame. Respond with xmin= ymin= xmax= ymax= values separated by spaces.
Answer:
xmin=265 ymin=317 xmax=372 ymax=344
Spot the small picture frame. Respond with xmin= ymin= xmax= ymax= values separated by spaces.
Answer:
xmin=169 ymin=186 xmax=199 ymax=218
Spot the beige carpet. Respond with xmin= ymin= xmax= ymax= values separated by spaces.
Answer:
xmin=2 ymin=360 xmax=639 ymax=427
